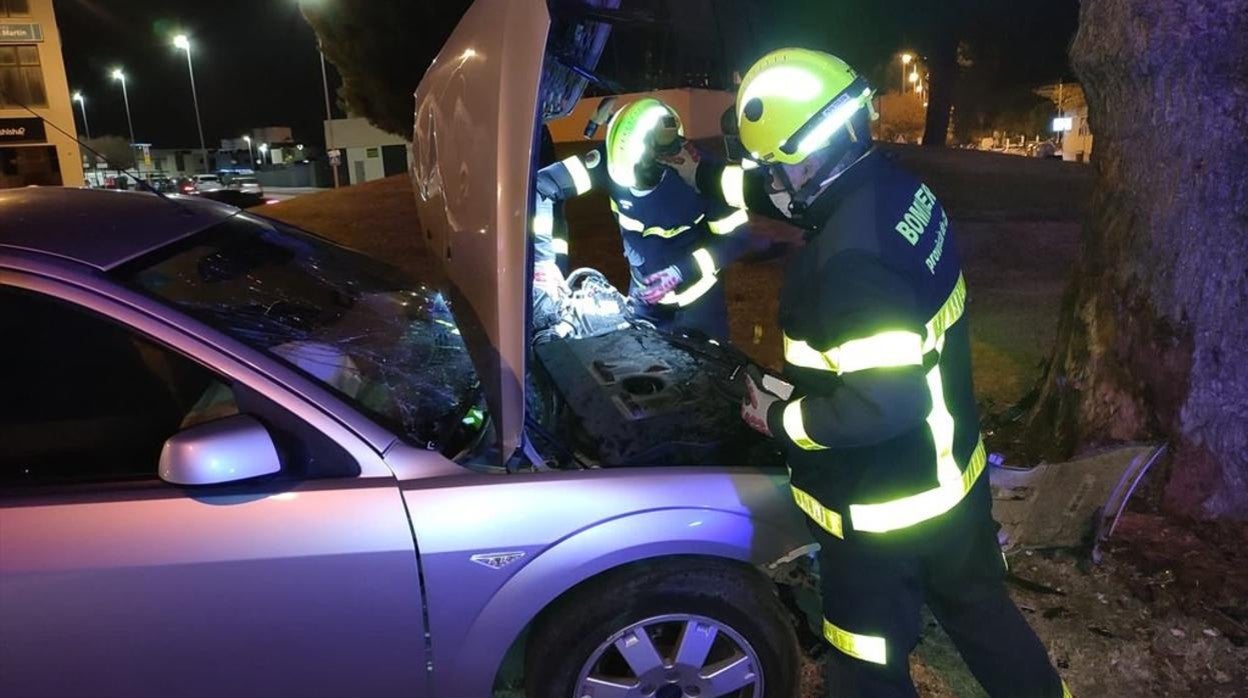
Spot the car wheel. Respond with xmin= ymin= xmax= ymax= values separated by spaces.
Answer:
xmin=525 ymin=558 xmax=799 ymax=698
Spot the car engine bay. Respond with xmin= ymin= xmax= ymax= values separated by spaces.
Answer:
xmin=528 ymin=269 xmax=783 ymax=469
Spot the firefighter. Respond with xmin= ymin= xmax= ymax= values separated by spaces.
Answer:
xmin=532 ymin=98 xmax=752 ymax=340
xmin=668 ymin=49 xmax=1070 ymax=697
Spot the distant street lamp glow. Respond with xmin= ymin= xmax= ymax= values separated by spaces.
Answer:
xmin=899 ymin=53 xmax=914 ymax=93
xmin=901 ymin=53 xmax=913 ymax=65
xmin=243 ymin=135 xmax=254 ymax=166
xmin=72 ymin=91 xmax=91 ymax=140
xmin=173 ymin=34 xmax=209 ymax=173
xmin=909 ymin=71 xmax=919 ymax=84
xmin=111 ymin=68 xmax=124 ymax=81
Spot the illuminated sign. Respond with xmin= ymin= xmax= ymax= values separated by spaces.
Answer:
xmin=1052 ymin=117 xmax=1074 ymax=133
xmin=0 ymin=23 xmax=43 ymax=43
xmin=0 ymin=117 xmax=46 ymax=144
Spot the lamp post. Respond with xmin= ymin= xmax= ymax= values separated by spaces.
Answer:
xmin=72 ymin=91 xmax=91 ymax=139
xmin=243 ymin=135 xmax=255 ymax=167
xmin=173 ymin=35 xmax=209 ymax=174
xmin=900 ymin=53 xmax=913 ymax=94
xmin=320 ymin=47 xmax=340 ymax=188
xmin=258 ymin=142 xmax=269 ymax=170
xmin=110 ymin=68 xmax=136 ymax=148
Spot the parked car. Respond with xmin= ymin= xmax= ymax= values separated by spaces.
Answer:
xmin=175 ymin=176 xmax=198 ymax=194
xmin=191 ymin=173 xmax=224 ymax=192
xmin=229 ymin=175 xmax=264 ymax=195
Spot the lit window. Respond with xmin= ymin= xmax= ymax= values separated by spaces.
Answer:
xmin=0 ymin=0 xmax=31 ymax=17
xmin=0 ymin=45 xmax=46 ymax=107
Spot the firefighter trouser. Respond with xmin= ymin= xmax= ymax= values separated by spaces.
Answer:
xmin=632 ymin=280 xmax=730 ymax=341
xmin=811 ymin=479 xmax=1065 ymax=698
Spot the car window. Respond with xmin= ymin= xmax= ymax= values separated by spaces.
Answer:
xmin=0 ymin=288 xmax=358 ymax=486
xmin=117 ymin=214 xmax=482 ymax=450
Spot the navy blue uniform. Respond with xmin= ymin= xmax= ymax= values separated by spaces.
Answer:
xmin=699 ymin=149 xmax=1066 ymax=697
xmin=535 ymin=144 xmax=751 ymax=339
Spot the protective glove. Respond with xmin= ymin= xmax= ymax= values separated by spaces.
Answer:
xmin=741 ymin=367 xmax=780 ymax=437
xmin=656 ymin=141 xmax=701 ymax=189
xmin=533 ymin=260 xmax=568 ymax=301
xmin=636 ymin=265 xmax=683 ymax=305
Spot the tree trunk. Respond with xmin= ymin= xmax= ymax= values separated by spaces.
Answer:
xmin=1027 ymin=0 xmax=1248 ymax=519
xmin=920 ymin=30 xmax=957 ymax=147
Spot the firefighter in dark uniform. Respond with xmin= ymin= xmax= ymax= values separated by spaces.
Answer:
xmin=667 ymin=49 xmax=1070 ymax=697
xmin=533 ymin=98 xmax=752 ymax=340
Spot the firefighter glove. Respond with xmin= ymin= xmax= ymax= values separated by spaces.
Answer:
xmin=741 ymin=368 xmax=779 ymax=437
xmin=637 ymin=265 xmax=683 ymax=305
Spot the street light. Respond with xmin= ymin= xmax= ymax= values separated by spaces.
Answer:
xmin=909 ymin=70 xmax=920 ymax=85
xmin=242 ymin=135 xmax=255 ymax=168
xmin=900 ymin=53 xmax=913 ymax=93
xmin=173 ymin=34 xmax=209 ymax=174
xmin=110 ymin=68 xmax=136 ymax=150
xmin=258 ymin=142 xmax=269 ymax=169
xmin=72 ymin=91 xmax=90 ymax=139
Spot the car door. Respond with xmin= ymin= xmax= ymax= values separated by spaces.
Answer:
xmin=0 ymin=282 xmax=429 ymax=698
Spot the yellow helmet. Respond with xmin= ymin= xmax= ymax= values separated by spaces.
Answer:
xmin=736 ymin=48 xmax=874 ymax=165
xmin=605 ymin=98 xmax=684 ymax=188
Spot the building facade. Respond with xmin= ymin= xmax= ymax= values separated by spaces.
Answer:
xmin=0 ymin=0 xmax=83 ymax=188
xmin=324 ymin=116 xmax=410 ymax=186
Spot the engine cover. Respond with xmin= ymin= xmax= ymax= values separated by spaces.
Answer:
xmin=533 ymin=325 xmax=784 ymax=467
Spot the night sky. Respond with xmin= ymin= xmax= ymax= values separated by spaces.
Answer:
xmin=56 ymin=0 xmax=339 ymax=149
xmin=52 ymin=0 xmax=1079 ymax=149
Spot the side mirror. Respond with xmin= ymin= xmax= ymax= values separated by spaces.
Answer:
xmin=159 ymin=415 xmax=281 ymax=486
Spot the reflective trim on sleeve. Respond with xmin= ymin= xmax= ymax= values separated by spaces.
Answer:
xmin=823 ymin=619 xmax=887 ymax=665
xmin=721 ymin=165 xmax=746 ymax=209
xmin=791 ymin=484 xmax=842 ymax=537
xmin=1062 ymin=680 xmax=1073 ymax=698
xmin=532 ymin=210 xmax=553 ymax=236
xmin=562 ymin=155 xmax=594 ymax=195
xmin=782 ymin=398 xmax=827 ymax=451
xmin=848 ymin=438 xmax=986 ymax=534
xmin=610 ymin=200 xmax=698 ymax=238
xmin=707 ymin=208 xmax=749 ymax=235
xmin=783 ymin=330 xmax=923 ymax=375
xmin=550 ymin=238 xmax=569 ymax=256
xmin=658 ymin=248 xmax=718 ymax=307
xmin=923 ymin=273 xmax=967 ymax=352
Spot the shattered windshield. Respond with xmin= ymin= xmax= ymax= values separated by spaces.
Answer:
xmin=118 ymin=214 xmax=480 ymax=449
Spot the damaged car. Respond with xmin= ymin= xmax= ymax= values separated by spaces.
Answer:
xmin=1 ymin=1 xmax=814 ymax=697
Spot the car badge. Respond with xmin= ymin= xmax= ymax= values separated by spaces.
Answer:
xmin=470 ymin=551 xmax=526 ymax=569
xmin=619 ymin=199 xmax=633 ymax=210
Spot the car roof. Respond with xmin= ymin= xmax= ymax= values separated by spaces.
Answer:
xmin=0 ymin=187 xmax=239 ymax=270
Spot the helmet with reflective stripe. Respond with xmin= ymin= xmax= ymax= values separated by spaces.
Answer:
xmin=737 ymin=49 xmax=874 ymax=165
xmin=605 ymin=98 xmax=685 ymax=188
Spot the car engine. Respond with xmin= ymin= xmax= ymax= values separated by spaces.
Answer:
xmin=531 ymin=269 xmax=783 ymax=469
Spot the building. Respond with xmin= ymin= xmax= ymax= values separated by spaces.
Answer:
xmin=324 ymin=116 xmax=410 ymax=185
xmin=0 ymin=0 xmax=82 ymax=188
xmin=1035 ymin=82 xmax=1094 ymax=163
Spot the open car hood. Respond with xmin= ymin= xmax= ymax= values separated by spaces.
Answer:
xmin=411 ymin=0 xmax=617 ymax=462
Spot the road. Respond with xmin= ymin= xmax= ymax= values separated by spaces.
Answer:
xmin=263 ymin=186 xmax=330 ymax=203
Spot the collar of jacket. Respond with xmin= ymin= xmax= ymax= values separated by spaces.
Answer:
xmin=796 ymin=147 xmax=888 ymax=236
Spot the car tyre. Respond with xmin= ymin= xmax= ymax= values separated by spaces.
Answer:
xmin=525 ymin=557 xmax=799 ymax=698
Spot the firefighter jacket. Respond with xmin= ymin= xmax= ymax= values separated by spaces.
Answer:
xmin=702 ymin=149 xmax=984 ymax=540
xmin=534 ymin=144 xmax=752 ymax=309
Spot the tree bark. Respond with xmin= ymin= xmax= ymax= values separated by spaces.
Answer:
xmin=1028 ymin=0 xmax=1248 ymax=519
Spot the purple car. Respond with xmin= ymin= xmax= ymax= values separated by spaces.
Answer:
xmin=0 ymin=1 xmax=816 ymax=696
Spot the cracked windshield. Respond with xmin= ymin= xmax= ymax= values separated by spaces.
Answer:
xmin=119 ymin=214 xmax=479 ymax=448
